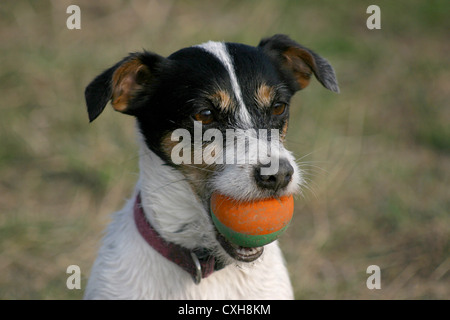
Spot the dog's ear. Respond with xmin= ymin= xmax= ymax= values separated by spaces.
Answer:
xmin=258 ymin=34 xmax=339 ymax=93
xmin=85 ymin=51 xmax=165 ymax=122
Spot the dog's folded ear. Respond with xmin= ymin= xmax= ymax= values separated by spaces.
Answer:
xmin=85 ymin=51 xmax=165 ymax=122
xmin=258 ymin=34 xmax=339 ymax=93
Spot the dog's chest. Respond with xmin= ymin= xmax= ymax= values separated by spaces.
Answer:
xmin=84 ymin=197 xmax=293 ymax=299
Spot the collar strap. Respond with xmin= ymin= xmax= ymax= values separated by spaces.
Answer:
xmin=134 ymin=193 xmax=216 ymax=284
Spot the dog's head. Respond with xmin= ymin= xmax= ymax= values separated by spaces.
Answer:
xmin=85 ymin=34 xmax=338 ymax=263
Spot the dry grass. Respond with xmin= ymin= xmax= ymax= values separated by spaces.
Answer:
xmin=0 ymin=0 xmax=448 ymax=299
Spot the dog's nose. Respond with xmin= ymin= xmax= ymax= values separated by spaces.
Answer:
xmin=254 ymin=159 xmax=294 ymax=192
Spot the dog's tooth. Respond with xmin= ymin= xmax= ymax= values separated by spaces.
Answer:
xmin=236 ymin=247 xmax=260 ymax=256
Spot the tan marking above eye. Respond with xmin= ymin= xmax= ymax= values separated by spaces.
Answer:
xmin=255 ymin=84 xmax=276 ymax=107
xmin=209 ymin=90 xmax=233 ymax=112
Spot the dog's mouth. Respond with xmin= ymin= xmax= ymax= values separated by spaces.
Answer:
xmin=216 ymin=232 xmax=264 ymax=262
xmin=207 ymin=195 xmax=264 ymax=263
xmin=207 ymin=192 xmax=293 ymax=263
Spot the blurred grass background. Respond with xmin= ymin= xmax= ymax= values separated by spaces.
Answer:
xmin=0 ymin=0 xmax=448 ymax=299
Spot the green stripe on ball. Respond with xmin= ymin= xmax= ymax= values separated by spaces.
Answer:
xmin=211 ymin=212 xmax=290 ymax=247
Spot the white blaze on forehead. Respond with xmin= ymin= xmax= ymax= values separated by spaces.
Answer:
xmin=196 ymin=41 xmax=252 ymax=126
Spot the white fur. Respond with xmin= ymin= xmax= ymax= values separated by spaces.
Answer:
xmin=84 ymin=133 xmax=294 ymax=299
xmin=211 ymin=128 xmax=302 ymax=201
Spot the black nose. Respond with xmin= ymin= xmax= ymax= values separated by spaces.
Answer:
xmin=254 ymin=159 xmax=294 ymax=192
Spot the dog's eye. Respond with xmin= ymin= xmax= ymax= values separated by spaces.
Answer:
xmin=194 ymin=109 xmax=215 ymax=124
xmin=272 ymin=103 xmax=287 ymax=116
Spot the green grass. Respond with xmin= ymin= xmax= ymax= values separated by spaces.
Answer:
xmin=0 ymin=0 xmax=448 ymax=299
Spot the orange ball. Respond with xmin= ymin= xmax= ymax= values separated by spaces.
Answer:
xmin=210 ymin=193 xmax=294 ymax=247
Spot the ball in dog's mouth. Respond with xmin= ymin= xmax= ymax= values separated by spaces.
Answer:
xmin=210 ymin=193 xmax=294 ymax=262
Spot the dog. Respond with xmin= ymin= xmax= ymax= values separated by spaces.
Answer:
xmin=83 ymin=34 xmax=338 ymax=299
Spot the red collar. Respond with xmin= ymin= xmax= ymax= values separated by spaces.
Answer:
xmin=134 ymin=193 xmax=217 ymax=284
